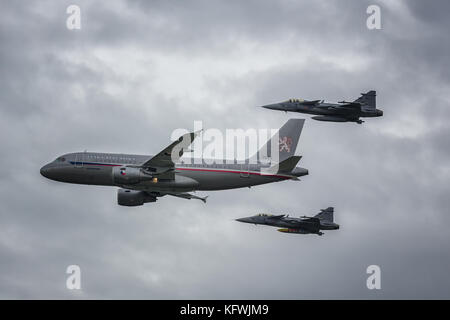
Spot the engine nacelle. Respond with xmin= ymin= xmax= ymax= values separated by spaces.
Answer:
xmin=112 ymin=166 xmax=153 ymax=185
xmin=117 ymin=189 xmax=157 ymax=206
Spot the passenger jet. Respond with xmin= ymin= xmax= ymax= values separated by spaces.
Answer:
xmin=40 ymin=119 xmax=308 ymax=206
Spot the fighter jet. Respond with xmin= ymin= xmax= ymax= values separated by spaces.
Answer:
xmin=261 ymin=90 xmax=383 ymax=124
xmin=236 ymin=207 xmax=338 ymax=236
xmin=40 ymin=119 xmax=309 ymax=206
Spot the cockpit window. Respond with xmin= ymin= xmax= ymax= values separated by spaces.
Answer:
xmin=287 ymin=98 xmax=304 ymax=103
xmin=257 ymin=213 xmax=271 ymax=217
xmin=56 ymin=157 xmax=66 ymax=162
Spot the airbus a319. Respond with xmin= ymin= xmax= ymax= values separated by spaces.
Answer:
xmin=40 ymin=119 xmax=308 ymax=206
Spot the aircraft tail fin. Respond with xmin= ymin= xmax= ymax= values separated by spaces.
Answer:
xmin=275 ymin=155 xmax=302 ymax=173
xmin=354 ymin=90 xmax=376 ymax=108
xmin=314 ymin=207 xmax=334 ymax=222
xmin=255 ymin=119 xmax=305 ymax=163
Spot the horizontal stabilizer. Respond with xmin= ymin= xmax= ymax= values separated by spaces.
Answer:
xmin=271 ymin=155 xmax=302 ymax=173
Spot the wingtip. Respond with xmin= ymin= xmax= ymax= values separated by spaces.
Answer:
xmin=194 ymin=129 xmax=203 ymax=136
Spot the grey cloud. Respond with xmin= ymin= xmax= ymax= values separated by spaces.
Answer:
xmin=0 ymin=0 xmax=449 ymax=299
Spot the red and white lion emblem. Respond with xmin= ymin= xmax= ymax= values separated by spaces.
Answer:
xmin=279 ymin=136 xmax=292 ymax=152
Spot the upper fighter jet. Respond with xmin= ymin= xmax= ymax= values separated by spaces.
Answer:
xmin=40 ymin=119 xmax=308 ymax=206
xmin=236 ymin=207 xmax=338 ymax=236
xmin=261 ymin=90 xmax=382 ymax=124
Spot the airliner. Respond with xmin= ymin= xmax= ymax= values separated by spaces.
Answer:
xmin=40 ymin=119 xmax=308 ymax=206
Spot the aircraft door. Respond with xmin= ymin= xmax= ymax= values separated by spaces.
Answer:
xmin=75 ymin=152 xmax=83 ymax=167
xmin=240 ymin=163 xmax=249 ymax=178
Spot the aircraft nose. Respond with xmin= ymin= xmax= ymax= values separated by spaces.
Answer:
xmin=40 ymin=163 xmax=52 ymax=178
xmin=235 ymin=217 xmax=253 ymax=224
xmin=377 ymin=109 xmax=383 ymax=116
xmin=260 ymin=103 xmax=283 ymax=111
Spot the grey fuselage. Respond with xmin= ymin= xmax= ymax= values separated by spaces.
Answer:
xmin=236 ymin=214 xmax=339 ymax=234
xmin=262 ymin=101 xmax=383 ymax=120
xmin=40 ymin=152 xmax=308 ymax=193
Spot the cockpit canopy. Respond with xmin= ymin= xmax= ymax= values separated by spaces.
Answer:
xmin=286 ymin=98 xmax=304 ymax=103
xmin=257 ymin=213 xmax=272 ymax=217
xmin=55 ymin=156 xmax=66 ymax=162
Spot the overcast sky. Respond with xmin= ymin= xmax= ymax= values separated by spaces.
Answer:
xmin=1 ymin=0 xmax=450 ymax=299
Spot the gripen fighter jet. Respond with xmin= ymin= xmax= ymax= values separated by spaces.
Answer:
xmin=236 ymin=207 xmax=339 ymax=236
xmin=261 ymin=90 xmax=383 ymax=124
xmin=40 ymin=119 xmax=308 ymax=206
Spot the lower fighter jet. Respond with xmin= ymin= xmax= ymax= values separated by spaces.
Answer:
xmin=261 ymin=90 xmax=382 ymax=124
xmin=236 ymin=207 xmax=339 ymax=236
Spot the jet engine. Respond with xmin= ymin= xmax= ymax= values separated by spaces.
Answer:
xmin=112 ymin=166 xmax=153 ymax=185
xmin=117 ymin=189 xmax=157 ymax=206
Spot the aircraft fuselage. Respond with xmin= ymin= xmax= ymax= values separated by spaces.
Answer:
xmin=262 ymin=102 xmax=383 ymax=118
xmin=40 ymin=152 xmax=309 ymax=193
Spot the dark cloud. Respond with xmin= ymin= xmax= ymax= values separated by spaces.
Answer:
xmin=0 ymin=0 xmax=449 ymax=299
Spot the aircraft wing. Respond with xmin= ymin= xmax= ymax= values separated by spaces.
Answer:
xmin=336 ymin=101 xmax=363 ymax=110
xmin=268 ymin=214 xmax=286 ymax=219
xmin=141 ymin=130 xmax=201 ymax=169
xmin=302 ymin=99 xmax=321 ymax=106
xmin=300 ymin=216 xmax=320 ymax=224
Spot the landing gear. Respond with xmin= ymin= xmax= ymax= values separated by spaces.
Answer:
xmin=318 ymin=232 xmax=324 ymax=236
xmin=356 ymin=119 xmax=364 ymax=124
